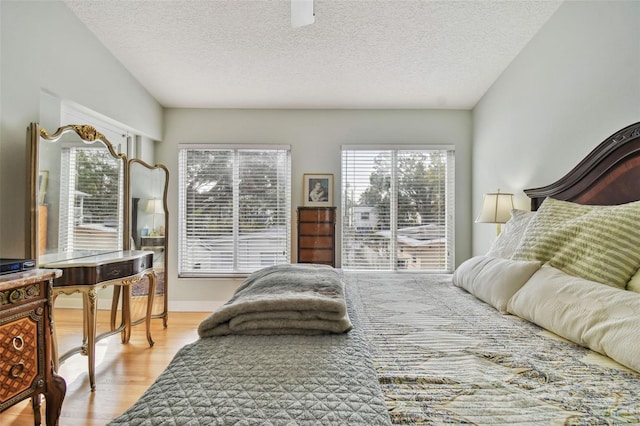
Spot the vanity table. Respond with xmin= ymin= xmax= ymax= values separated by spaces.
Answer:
xmin=41 ymin=250 xmax=155 ymax=391
xmin=140 ymin=236 xmax=165 ymax=251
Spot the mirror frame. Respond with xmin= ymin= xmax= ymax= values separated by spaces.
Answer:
xmin=127 ymin=158 xmax=169 ymax=323
xmin=28 ymin=122 xmax=129 ymax=264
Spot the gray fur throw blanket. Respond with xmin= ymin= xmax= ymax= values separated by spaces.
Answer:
xmin=198 ymin=264 xmax=353 ymax=337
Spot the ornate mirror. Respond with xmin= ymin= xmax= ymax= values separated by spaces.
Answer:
xmin=29 ymin=123 xmax=127 ymax=264
xmin=128 ymin=159 xmax=169 ymax=326
xmin=28 ymin=122 xmax=130 ymax=356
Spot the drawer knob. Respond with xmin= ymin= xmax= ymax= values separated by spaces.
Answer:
xmin=109 ymin=268 xmax=121 ymax=277
xmin=12 ymin=336 xmax=24 ymax=350
xmin=9 ymin=362 xmax=25 ymax=378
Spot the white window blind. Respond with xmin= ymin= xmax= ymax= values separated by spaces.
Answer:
xmin=178 ymin=145 xmax=291 ymax=277
xmin=58 ymin=146 xmax=124 ymax=252
xmin=341 ymin=146 xmax=455 ymax=272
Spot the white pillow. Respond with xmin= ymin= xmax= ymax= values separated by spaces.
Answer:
xmin=627 ymin=269 xmax=640 ymax=293
xmin=486 ymin=209 xmax=536 ymax=259
xmin=508 ymin=264 xmax=640 ymax=373
xmin=452 ymin=256 xmax=541 ymax=314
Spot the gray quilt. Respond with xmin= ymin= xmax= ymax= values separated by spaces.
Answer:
xmin=108 ymin=280 xmax=391 ymax=425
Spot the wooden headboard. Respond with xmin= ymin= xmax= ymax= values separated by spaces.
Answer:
xmin=525 ymin=122 xmax=640 ymax=211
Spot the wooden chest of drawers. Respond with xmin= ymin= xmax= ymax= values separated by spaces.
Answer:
xmin=0 ymin=269 xmax=66 ymax=425
xmin=297 ymin=207 xmax=336 ymax=267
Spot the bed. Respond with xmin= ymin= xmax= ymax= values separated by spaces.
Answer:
xmin=110 ymin=122 xmax=640 ymax=425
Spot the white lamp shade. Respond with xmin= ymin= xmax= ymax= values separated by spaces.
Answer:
xmin=476 ymin=192 xmax=514 ymax=224
xmin=144 ymin=199 xmax=164 ymax=215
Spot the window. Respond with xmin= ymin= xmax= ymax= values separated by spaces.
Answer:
xmin=59 ymin=146 xmax=125 ymax=252
xmin=178 ymin=145 xmax=291 ymax=277
xmin=341 ymin=146 xmax=455 ymax=272
xmin=54 ymin=103 xmax=130 ymax=254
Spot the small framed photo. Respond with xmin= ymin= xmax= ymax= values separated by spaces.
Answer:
xmin=303 ymin=174 xmax=333 ymax=207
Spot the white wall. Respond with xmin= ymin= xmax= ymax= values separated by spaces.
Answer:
xmin=0 ymin=2 xmax=472 ymax=311
xmin=8 ymin=1 xmax=636 ymax=310
xmin=472 ymin=0 xmax=640 ymax=255
xmin=160 ymin=109 xmax=473 ymax=310
xmin=0 ymin=1 xmax=163 ymax=258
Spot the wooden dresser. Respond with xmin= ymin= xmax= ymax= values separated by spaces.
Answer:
xmin=297 ymin=207 xmax=336 ymax=267
xmin=0 ymin=269 xmax=66 ymax=425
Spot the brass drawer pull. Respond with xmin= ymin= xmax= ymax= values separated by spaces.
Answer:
xmin=108 ymin=268 xmax=121 ymax=277
xmin=9 ymin=362 xmax=25 ymax=378
xmin=12 ymin=336 xmax=24 ymax=350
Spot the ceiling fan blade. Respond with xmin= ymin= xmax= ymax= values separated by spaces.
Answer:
xmin=291 ymin=0 xmax=315 ymax=28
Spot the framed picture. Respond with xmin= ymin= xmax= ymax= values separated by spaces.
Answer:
xmin=38 ymin=170 xmax=49 ymax=205
xmin=303 ymin=174 xmax=333 ymax=207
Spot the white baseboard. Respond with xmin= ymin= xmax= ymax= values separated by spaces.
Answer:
xmin=168 ymin=300 xmax=221 ymax=312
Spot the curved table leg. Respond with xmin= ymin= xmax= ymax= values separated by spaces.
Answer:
xmin=110 ymin=285 xmax=121 ymax=331
xmin=145 ymin=272 xmax=156 ymax=347
xmin=51 ymin=293 xmax=61 ymax=372
xmin=83 ymin=289 xmax=98 ymax=392
xmin=31 ymin=394 xmax=41 ymax=425
xmin=162 ymin=272 xmax=168 ymax=329
xmin=44 ymin=367 xmax=67 ymax=426
xmin=81 ymin=293 xmax=89 ymax=354
xmin=120 ymin=285 xmax=132 ymax=344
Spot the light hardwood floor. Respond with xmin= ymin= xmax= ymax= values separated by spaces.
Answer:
xmin=2 ymin=305 xmax=212 ymax=426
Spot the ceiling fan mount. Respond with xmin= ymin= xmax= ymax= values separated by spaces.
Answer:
xmin=291 ymin=0 xmax=315 ymax=28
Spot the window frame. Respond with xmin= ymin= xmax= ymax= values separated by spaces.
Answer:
xmin=178 ymin=144 xmax=292 ymax=278
xmin=341 ymin=144 xmax=455 ymax=272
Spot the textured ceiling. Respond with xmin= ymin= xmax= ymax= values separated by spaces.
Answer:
xmin=64 ymin=0 xmax=562 ymax=109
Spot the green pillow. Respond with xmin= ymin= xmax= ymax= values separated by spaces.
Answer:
xmin=512 ymin=197 xmax=640 ymax=288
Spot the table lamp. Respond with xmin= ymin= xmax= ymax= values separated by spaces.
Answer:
xmin=475 ymin=189 xmax=514 ymax=235
xmin=144 ymin=198 xmax=164 ymax=236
